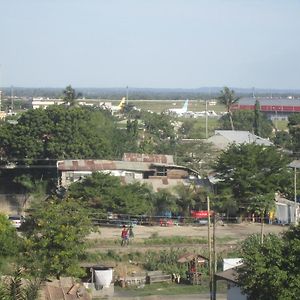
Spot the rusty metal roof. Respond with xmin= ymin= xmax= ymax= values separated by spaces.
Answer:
xmin=123 ymin=153 xmax=174 ymax=164
xmin=215 ymin=267 xmax=241 ymax=284
xmin=42 ymin=277 xmax=91 ymax=300
xmin=57 ymin=160 xmax=153 ymax=172
xmin=177 ymin=253 xmax=208 ymax=263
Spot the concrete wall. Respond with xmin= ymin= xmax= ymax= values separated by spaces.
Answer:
xmin=0 ymin=194 xmax=29 ymax=215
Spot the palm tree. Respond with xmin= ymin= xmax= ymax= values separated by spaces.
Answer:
xmin=218 ymin=87 xmax=239 ymax=130
xmin=0 ymin=268 xmax=40 ymax=300
xmin=62 ymin=85 xmax=77 ymax=106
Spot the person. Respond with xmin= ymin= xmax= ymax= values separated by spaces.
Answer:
xmin=121 ymin=225 xmax=129 ymax=246
xmin=129 ymin=224 xmax=134 ymax=238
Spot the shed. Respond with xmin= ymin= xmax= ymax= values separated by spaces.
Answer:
xmin=215 ymin=267 xmax=248 ymax=300
xmin=177 ymin=253 xmax=208 ymax=285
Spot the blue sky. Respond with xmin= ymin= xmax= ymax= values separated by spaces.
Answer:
xmin=1 ymin=0 xmax=300 ymax=89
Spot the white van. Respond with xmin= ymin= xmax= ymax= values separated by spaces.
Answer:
xmin=8 ymin=215 xmax=24 ymax=229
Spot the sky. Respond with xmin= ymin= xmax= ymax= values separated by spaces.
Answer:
xmin=1 ymin=0 xmax=300 ymax=89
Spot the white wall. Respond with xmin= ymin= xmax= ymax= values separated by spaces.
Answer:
xmin=227 ymin=284 xmax=247 ymax=300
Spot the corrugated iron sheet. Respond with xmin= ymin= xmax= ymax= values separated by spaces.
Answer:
xmin=123 ymin=153 xmax=174 ymax=164
xmin=57 ymin=160 xmax=152 ymax=172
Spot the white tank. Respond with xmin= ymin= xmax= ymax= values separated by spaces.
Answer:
xmin=94 ymin=268 xmax=113 ymax=288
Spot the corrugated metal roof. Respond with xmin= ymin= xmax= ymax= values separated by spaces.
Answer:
xmin=289 ymin=160 xmax=300 ymax=169
xmin=123 ymin=153 xmax=174 ymax=164
xmin=215 ymin=267 xmax=240 ymax=283
xmin=57 ymin=160 xmax=153 ymax=172
xmin=212 ymin=130 xmax=273 ymax=146
xmin=237 ymin=97 xmax=300 ymax=106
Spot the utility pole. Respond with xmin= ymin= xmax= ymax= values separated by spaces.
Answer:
xmin=212 ymin=214 xmax=217 ymax=300
xmin=295 ymin=167 xmax=298 ymax=225
xmin=205 ymin=100 xmax=208 ymax=139
xmin=207 ymin=196 xmax=213 ymax=300
xmin=126 ymin=86 xmax=129 ymax=105
xmin=10 ymin=85 xmax=14 ymax=111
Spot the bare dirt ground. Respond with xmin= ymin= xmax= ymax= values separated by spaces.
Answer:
xmin=88 ymin=222 xmax=288 ymax=240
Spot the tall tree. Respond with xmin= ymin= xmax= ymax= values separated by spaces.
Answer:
xmin=218 ymin=110 xmax=273 ymax=138
xmin=68 ymin=172 xmax=154 ymax=215
xmin=217 ymin=87 xmax=239 ymax=130
xmin=213 ymin=144 xmax=292 ymax=216
xmin=238 ymin=226 xmax=300 ymax=299
xmin=253 ymin=99 xmax=261 ymax=136
xmin=288 ymin=113 xmax=300 ymax=156
xmin=0 ymin=214 xmax=21 ymax=258
xmin=22 ymin=198 xmax=92 ymax=279
xmin=62 ymin=85 xmax=77 ymax=106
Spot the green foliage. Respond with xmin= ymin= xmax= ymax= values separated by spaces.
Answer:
xmin=239 ymin=226 xmax=300 ymax=299
xmin=22 ymin=198 xmax=92 ymax=279
xmin=143 ymin=249 xmax=188 ymax=277
xmin=0 ymin=268 xmax=40 ymax=300
xmin=68 ymin=172 xmax=154 ymax=215
xmin=137 ymin=111 xmax=176 ymax=154
xmin=247 ymin=193 xmax=275 ymax=217
xmin=288 ymin=113 xmax=300 ymax=155
xmin=0 ymin=105 xmax=136 ymax=164
xmin=217 ymin=87 xmax=239 ymax=130
xmin=0 ymin=214 xmax=20 ymax=258
xmin=153 ymin=189 xmax=178 ymax=215
xmin=143 ymin=236 xmax=207 ymax=246
xmin=218 ymin=110 xmax=273 ymax=138
xmin=175 ymin=141 xmax=219 ymax=176
xmin=62 ymin=85 xmax=77 ymax=106
xmin=273 ymin=131 xmax=292 ymax=149
xmin=178 ymin=118 xmax=219 ymax=139
xmin=214 ymin=144 xmax=292 ymax=215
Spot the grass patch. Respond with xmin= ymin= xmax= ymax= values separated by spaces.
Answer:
xmin=114 ymin=281 xmax=210 ymax=297
xmin=273 ymin=119 xmax=288 ymax=131
xmin=144 ymin=236 xmax=207 ymax=246
xmin=143 ymin=235 xmax=234 ymax=246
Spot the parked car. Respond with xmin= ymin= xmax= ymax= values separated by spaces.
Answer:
xmin=8 ymin=215 xmax=24 ymax=229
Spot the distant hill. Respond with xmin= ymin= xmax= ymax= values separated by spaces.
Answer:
xmin=1 ymin=86 xmax=300 ymax=100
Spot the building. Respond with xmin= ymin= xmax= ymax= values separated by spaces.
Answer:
xmin=57 ymin=153 xmax=200 ymax=192
xmin=232 ymin=97 xmax=300 ymax=120
xmin=205 ymin=130 xmax=273 ymax=150
xmin=31 ymin=98 xmax=112 ymax=109
xmin=275 ymin=193 xmax=300 ymax=224
xmin=215 ymin=267 xmax=247 ymax=300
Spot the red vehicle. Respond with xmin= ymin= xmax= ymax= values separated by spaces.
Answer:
xmin=159 ymin=218 xmax=174 ymax=226
xmin=190 ymin=210 xmax=214 ymax=225
xmin=190 ymin=210 xmax=214 ymax=219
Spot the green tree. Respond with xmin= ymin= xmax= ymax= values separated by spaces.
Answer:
xmin=22 ymin=198 xmax=92 ymax=279
xmin=213 ymin=144 xmax=292 ymax=216
xmin=247 ymin=193 xmax=275 ymax=243
xmin=173 ymin=184 xmax=196 ymax=217
xmin=238 ymin=226 xmax=300 ymax=299
xmin=0 ymin=105 xmax=135 ymax=165
xmin=62 ymin=85 xmax=77 ymax=106
xmin=0 ymin=268 xmax=40 ymax=300
xmin=273 ymin=131 xmax=292 ymax=150
xmin=0 ymin=214 xmax=21 ymax=259
xmin=68 ymin=172 xmax=154 ymax=215
xmin=288 ymin=113 xmax=300 ymax=155
xmin=217 ymin=87 xmax=239 ymax=130
xmin=253 ymin=99 xmax=261 ymax=136
xmin=218 ymin=110 xmax=273 ymax=138
xmin=153 ymin=189 xmax=178 ymax=215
